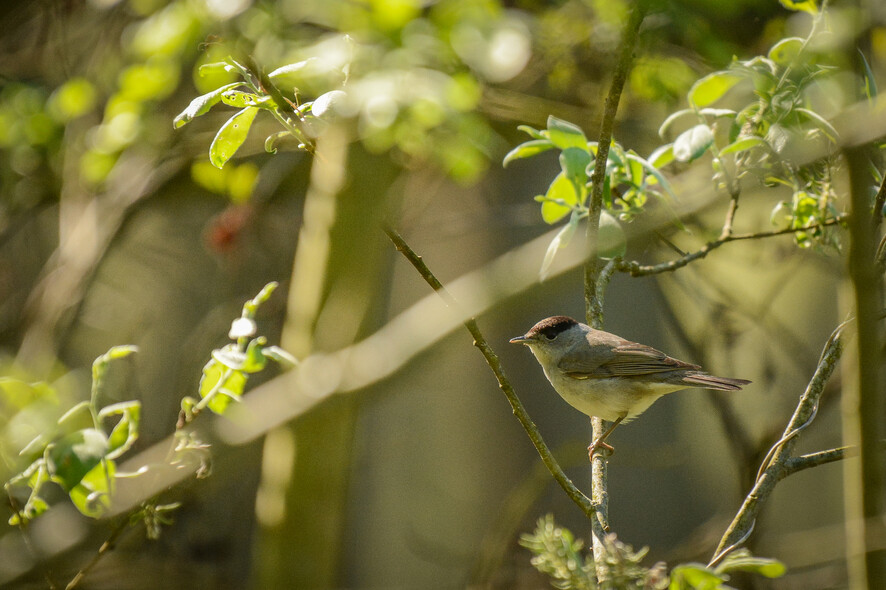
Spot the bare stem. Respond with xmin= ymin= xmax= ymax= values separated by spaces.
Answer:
xmin=65 ymin=518 xmax=129 ymax=590
xmin=617 ymin=216 xmax=845 ymax=277
xmin=384 ymin=227 xmax=596 ymax=519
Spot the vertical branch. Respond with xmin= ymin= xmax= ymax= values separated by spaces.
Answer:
xmin=843 ymin=146 xmax=886 ymax=588
xmin=583 ymin=0 xmax=647 ymax=580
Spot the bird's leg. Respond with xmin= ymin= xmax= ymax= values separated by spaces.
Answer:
xmin=588 ymin=415 xmax=625 ymax=460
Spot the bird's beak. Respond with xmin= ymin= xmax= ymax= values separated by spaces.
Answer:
xmin=509 ymin=335 xmax=529 ymax=344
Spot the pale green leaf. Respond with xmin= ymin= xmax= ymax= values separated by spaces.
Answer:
xmin=173 ymin=83 xmax=240 ymax=128
xmin=688 ymin=71 xmax=744 ymax=107
xmin=673 ymin=124 xmax=714 ymax=162
xmin=546 ymin=115 xmax=587 ymax=150
xmin=209 ymin=107 xmax=259 ymax=169
xmin=719 ymin=135 xmax=766 ymax=156
xmin=503 ymin=139 xmax=554 ymax=167
xmin=768 ymin=37 xmax=805 ymax=66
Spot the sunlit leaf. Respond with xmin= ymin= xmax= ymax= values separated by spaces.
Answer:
xmin=173 ymin=83 xmax=241 ymax=128
xmin=715 ymin=550 xmax=786 ymax=579
xmin=768 ymin=37 xmax=805 ymax=66
xmin=220 ymin=90 xmax=276 ymax=109
xmin=648 ymin=144 xmax=674 ymax=168
xmin=209 ymin=107 xmax=259 ymax=169
xmin=688 ymin=71 xmax=743 ymax=107
xmin=311 ymin=90 xmax=347 ymax=119
xmin=265 ymin=131 xmax=290 ymax=154
xmin=540 ymin=172 xmax=581 ymax=224
xmin=546 ymin=115 xmax=587 ymax=150
xmin=668 ymin=563 xmax=725 ymax=590
xmin=47 ymin=429 xmax=109 ymax=492
xmin=69 ymin=460 xmax=115 ymax=518
xmin=719 ymin=135 xmax=766 ymax=156
xmin=263 ymin=346 xmax=298 ymax=369
xmin=503 ymin=139 xmax=554 ymax=167
xmin=779 ymin=0 xmax=818 ymax=15
xmin=673 ymin=124 xmax=714 ymax=162
xmin=269 ymin=59 xmax=316 ymax=78
xmin=199 ymin=358 xmax=248 ymax=415
xmin=517 ymin=124 xmax=546 ymax=140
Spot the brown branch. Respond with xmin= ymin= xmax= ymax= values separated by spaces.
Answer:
xmin=383 ymin=227 xmax=596 ymax=519
xmin=781 ymin=441 xmax=886 ymax=480
xmin=618 ymin=216 xmax=846 ymax=277
xmin=65 ymin=517 xmax=129 ymax=590
xmin=710 ymin=319 xmax=847 ymax=565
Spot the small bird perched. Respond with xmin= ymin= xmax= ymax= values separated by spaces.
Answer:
xmin=510 ymin=316 xmax=750 ymax=459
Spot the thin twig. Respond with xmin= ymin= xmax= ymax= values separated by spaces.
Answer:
xmin=617 ymin=216 xmax=846 ymax=277
xmin=65 ymin=517 xmax=129 ymax=590
xmin=384 ymin=227 xmax=596 ymax=519
xmin=6 ymin=490 xmax=58 ymax=590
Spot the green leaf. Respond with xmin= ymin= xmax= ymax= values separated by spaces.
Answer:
xmin=598 ymin=210 xmax=626 ymax=259
xmin=263 ymin=345 xmax=298 ymax=369
xmin=311 ymin=90 xmax=347 ymax=119
xmin=220 ymin=90 xmax=276 ymax=109
xmin=69 ymin=460 xmax=115 ymax=518
xmin=699 ymin=108 xmax=737 ymax=118
xmin=540 ymin=172 xmax=581 ymax=224
xmin=796 ymin=108 xmax=838 ymax=142
xmin=673 ymin=124 xmax=714 ymax=162
xmin=540 ymin=212 xmax=580 ymax=280
xmin=714 ymin=550 xmax=786 ymax=578
xmin=47 ymin=429 xmax=109 ymax=491
xmin=502 ymin=139 xmax=554 ymax=167
xmin=101 ymin=401 xmax=141 ymax=460
xmin=173 ymin=83 xmax=240 ymax=129
xmin=768 ymin=37 xmax=805 ymax=66
xmin=269 ymin=58 xmax=316 ymax=78
xmin=688 ymin=71 xmax=743 ymax=107
xmin=648 ymin=144 xmax=674 ymax=168
xmin=625 ymin=152 xmax=677 ymax=200
xmin=265 ymin=131 xmax=290 ymax=154
xmin=209 ymin=107 xmax=259 ymax=169
xmin=243 ymin=281 xmax=279 ymax=316
xmin=669 ymin=563 xmax=725 ymax=590
xmin=779 ymin=0 xmax=818 ymax=15
xmin=658 ymin=108 xmax=694 ymax=138
xmin=559 ymin=146 xmax=592 ymax=184
xmin=718 ymin=135 xmax=766 ymax=156
xmin=199 ymin=358 xmax=248 ymax=415
xmin=546 ymin=115 xmax=587 ymax=150
xmin=57 ymin=401 xmax=92 ymax=430
xmin=517 ymin=124 xmax=546 ymax=140
xmin=859 ymin=49 xmax=878 ymax=103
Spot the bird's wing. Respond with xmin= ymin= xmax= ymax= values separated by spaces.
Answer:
xmin=558 ymin=336 xmax=699 ymax=379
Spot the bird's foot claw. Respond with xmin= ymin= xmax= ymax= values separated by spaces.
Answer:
xmin=588 ymin=440 xmax=614 ymax=461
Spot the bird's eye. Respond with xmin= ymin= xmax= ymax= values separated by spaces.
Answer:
xmin=544 ymin=332 xmax=556 ymax=340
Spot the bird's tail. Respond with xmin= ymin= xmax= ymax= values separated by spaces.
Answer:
xmin=683 ymin=373 xmax=751 ymax=391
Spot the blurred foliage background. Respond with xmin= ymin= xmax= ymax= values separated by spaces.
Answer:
xmin=0 ymin=0 xmax=884 ymax=588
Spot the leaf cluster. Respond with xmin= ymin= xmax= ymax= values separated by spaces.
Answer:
xmin=521 ymin=515 xmax=784 ymax=590
xmin=504 ymin=115 xmax=678 ymax=278
xmin=3 ymin=283 xmax=294 ymax=536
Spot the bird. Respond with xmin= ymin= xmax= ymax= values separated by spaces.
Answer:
xmin=510 ymin=315 xmax=750 ymax=459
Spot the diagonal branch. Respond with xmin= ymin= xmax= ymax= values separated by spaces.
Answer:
xmin=710 ymin=318 xmax=848 ymax=565
xmin=384 ymin=227 xmax=596 ymax=519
